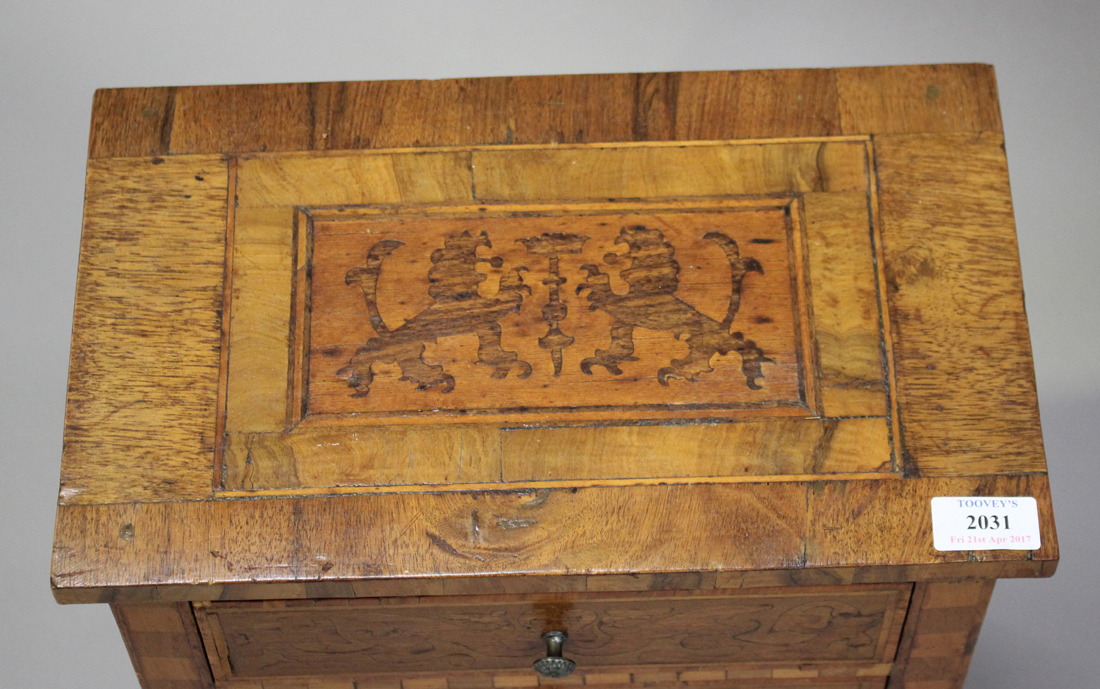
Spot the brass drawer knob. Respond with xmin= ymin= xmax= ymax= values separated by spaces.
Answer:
xmin=532 ymin=631 xmax=576 ymax=678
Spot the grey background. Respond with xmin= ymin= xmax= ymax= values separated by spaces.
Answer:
xmin=2 ymin=2 xmax=1097 ymax=686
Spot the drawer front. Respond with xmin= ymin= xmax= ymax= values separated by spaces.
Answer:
xmin=237 ymin=680 xmax=887 ymax=689
xmin=195 ymin=584 xmax=909 ymax=682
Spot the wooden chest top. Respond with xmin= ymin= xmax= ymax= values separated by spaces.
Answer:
xmin=52 ymin=65 xmax=1057 ymax=604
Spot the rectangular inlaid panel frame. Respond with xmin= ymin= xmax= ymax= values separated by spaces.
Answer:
xmin=215 ymin=138 xmax=899 ymax=497
xmin=298 ymin=199 xmax=812 ymax=425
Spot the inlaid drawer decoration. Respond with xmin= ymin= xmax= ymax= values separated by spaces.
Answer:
xmin=195 ymin=584 xmax=910 ymax=682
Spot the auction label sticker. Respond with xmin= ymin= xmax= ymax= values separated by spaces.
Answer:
xmin=931 ymin=497 xmax=1041 ymax=551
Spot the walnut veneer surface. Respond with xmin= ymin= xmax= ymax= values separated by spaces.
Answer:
xmin=55 ymin=65 xmax=1055 ymax=689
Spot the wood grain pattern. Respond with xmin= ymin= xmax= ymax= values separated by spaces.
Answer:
xmin=802 ymin=192 xmax=887 ymax=417
xmin=312 ymin=75 xmax=637 ymax=150
xmin=53 ymin=476 xmax=1054 ymax=604
xmin=171 ymin=83 xmax=315 ymax=155
xmin=213 ymin=158 xmax=240 ymax=494
xmin=233 ymin=139 xmax=868 ymax=210
xmin=112 ymin=603 xmax=214 ymax=689
xmin=501 ymin=418 xmax=891 ymax=482
xmin=60 ymin=156 xmax=228 ymax=505
xmin=837 ymin=64 xmax=1002 ymax=135
xmin=88 ymin=87 xmax=175 ymax=159
xmin=224 ymin=206 xmax=296 ymax=433
xmin=471 ymin=141 xmax=867 ymax=201
xmin=312 ymin=78 xmax=514 ymax=150
xmin=886 ymin=580 xmax=994 ymax=688
xmin=875 ymin=133 xmax=1045 ymax=476
xmin=210 ymin=669 xmax=886 ymax=689
xmin=221 ymin=418 xmax=891 ymax=492
xmin=194 ymin=585 xmax=909 ymax=678
xmin=235 ymin=151 xmax=474 ymax=208
xmin=222 ymin=425 xmax=502 ymax=490
xmin=174 ymin=72 xmax=837 ymax=155
xmin=54 ymin=482 xmax=806 ymax=600
xmin=60 ymin=560 xmax=1049 ymax=607
xmin=85 ymin=65 xmax=1001 ymax=160
xmin=673 ymin=70 xmax=840 ymax=140
xmin=495 ymin=74 xmax=639 ymax=145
